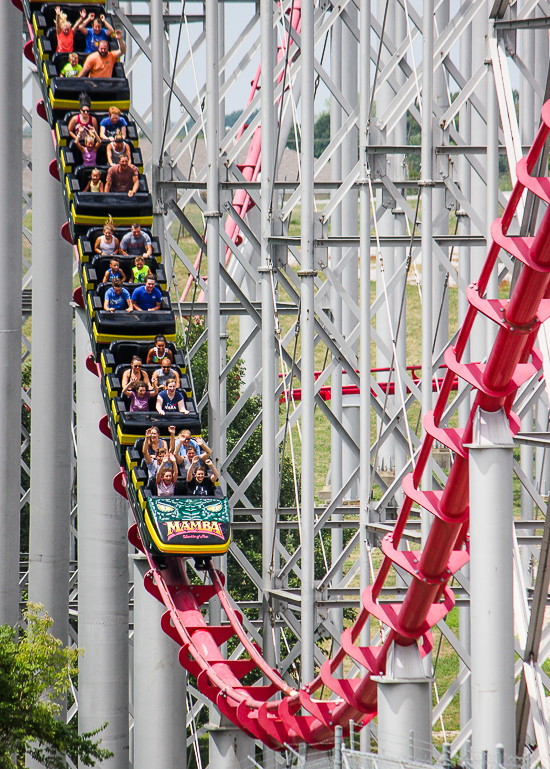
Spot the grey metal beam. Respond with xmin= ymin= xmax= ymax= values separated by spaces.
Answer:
xmin=468 ymin=409 xmax=515 ymax=759
xmin=495 ymin=15 xmax=550 ymax=28
xmin=133 ymin=557 xmax=186 ymax=768
xmin=0 ymin=0 xmax=22 ymax=626
xmin=516 ymin=494 xmax=550 ymax=755
xmin=75 ymin=310 xmax=129 ymax=765
xmin=269 ymin=235 xmax=487 ymax=247
xmin=28 ymin=77 xmax=73 ymax=640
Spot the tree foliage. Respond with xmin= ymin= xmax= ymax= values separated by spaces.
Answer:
xmin=0 ymin=604 xmax=112 ymax=769
xmin=286 ymin=110 xmax=331 ymax=158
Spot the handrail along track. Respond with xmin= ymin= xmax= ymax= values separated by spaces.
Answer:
xmin=19 ymin=0 xmax=550 ymax=751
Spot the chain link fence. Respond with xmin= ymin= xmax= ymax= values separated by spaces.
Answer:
xmin=253 ymin=741 xmax=535 ymax=769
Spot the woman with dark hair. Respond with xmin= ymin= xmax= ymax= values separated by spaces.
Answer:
xmin=186 ymin=457 xmax=219 ymax=497
xmin=121 ymin=379 xmax=157 ymax=412
xmin=121 ymin=356 xmax=151 ymax=389
xmin=68 ymin=94 xmax=98 ymax=140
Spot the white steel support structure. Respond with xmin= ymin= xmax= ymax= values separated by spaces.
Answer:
xmin=432 ymin=0 xmax=449 ymax=361
xmin=340 ymin=0 xmax=359 ymax=502
xmin=28 ymin=77 xmax=73 ymax=639
xmin=458 ymin=5 xmax=473 ymax=755
xmin=151 ymin=0 xmax=168 ymax=273
xmin=421 ymin=0 xmax=434 ymax=549
xmin=15 ymin=0 xmax=550 ymax=763
xmin=204 ymin=0 xmax=225 ymax=746
xmin=299 ymin=0 xmax=316 ymax=687
xmin=209 ymin=718 xmax=255 ymax=769
xmin=206 ymin=0 xmax=221 ymax=476
xmin=75 ymin=309 xmax=130 ymax=765
xmin=486 ymin=34 xmax=499 ymax=349
xmin=261 ymin=0 xmax=278 ymax=679
xmin=329 ymin=12 xmax=344 ymax=655
xmin=468 ymin=408 xmax=515 ymax=761
xmin=359 ymin=0 xmax=371 ymax=749
xmin=0 ymin=0 xmax=23 ymax=627
xmin=133 ymin=557 xmax=186 ymax=769
xmin=375 ymin=643 xmax=432 ymax=763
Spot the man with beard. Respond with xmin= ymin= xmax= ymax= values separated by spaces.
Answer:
xmin=78 ymin=33 xmax=126 ymax=78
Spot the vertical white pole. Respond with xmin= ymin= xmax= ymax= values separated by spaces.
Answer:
xmin=75 ymin=309 xmax=130 ymax=765
xmin=359 ymin=0 xmax=372 ymax=748
xmin=330 ymin=15 xmax=343 ymax=658
xmin=519 ymin=17 xmax=536 ymax=586
xmin=152 ymin=0 xmax=168 ymax=277
xmin=133 ymin=557 xmax=186 ymax=768
xmin=467 ymin=408 xmax=515 ymax=760
xmin=374 ymin=643 xmax=432 ymax=762
xmin=392 ymin=0 xmax=408 ymax=492
xmin=300 ymin=0 xmax=316 ymax=686
xmin=457 ymin=13 xmax=472 ymax=435
xmin=375 ymin=0 xmax=395 ymax=478
xmin=432 ymin=0 xmax=450 ymax=358
xmin=204 ymin=2 xmax=228 ymax=761
xmin=469 ymin=3 xmax=488 ymax=362
xmin=0 ymin=0 xmax=23 ymax=626
xmin=260 ymin=0 xmax=277 ymax=683
xmin=421 ymin=0 xmax=434 ymax=550
xmin=340 ymin=0 xmax=360 ymax=501
xmin=486 ymin=30 xmax=499 ymax=352
xmin=209 ymin=718 xmax=255 ymax=769
xmin=28 ymin=77 xmax=73 ymax=640
xmin=206 ymin=0 xmax=221 ymax=467
xmin=458 ymin=17 xmax=472 ymax=760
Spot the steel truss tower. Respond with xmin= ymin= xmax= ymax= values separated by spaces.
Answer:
xmin=8 ymin=0 xmax=550 ymax=764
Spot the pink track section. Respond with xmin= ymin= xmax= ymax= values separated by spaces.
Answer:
xmin=283 ymin=365 xmax=459 ymax=402
xmin=180 ymin=0 xmax=302 ymax=302
xmin=126 ymin=107 xmax=550 ymax=751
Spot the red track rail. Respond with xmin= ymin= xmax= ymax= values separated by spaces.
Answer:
xmin=283 ymin=365 xmax=459 ymax=401
xmin=21 ymin=0 xmax=550 ymax=750
xmin=131 ymin=106 xmax=550 ymax=749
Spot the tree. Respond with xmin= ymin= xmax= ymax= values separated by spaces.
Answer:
xmin=286 ymin=110 xmax=331 ymax=158
xmin=0 ymin=604 xmax=113 ymax=769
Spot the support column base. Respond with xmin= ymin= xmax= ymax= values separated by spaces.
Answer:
xmin=373 ymin=643 xmax=432 ymax=763
xmin=208 ymin=716 xmax=256 ymax=769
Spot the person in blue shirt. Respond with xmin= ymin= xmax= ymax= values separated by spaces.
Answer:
xmin=156 ymin=379 xmax=189 ymax=415
xmin=79 ymin=13 xmax=115 ymax=54
xmin=99 ymin=107 xmax=128 ymax=140
xmin=103 ymin=279 xmax=133 ymax=312
xmin=132 ymin=276 xmax=162 ymax=311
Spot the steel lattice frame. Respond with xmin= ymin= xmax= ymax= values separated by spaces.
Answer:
xmin=15 ymin=0 xmax=550 ymax=763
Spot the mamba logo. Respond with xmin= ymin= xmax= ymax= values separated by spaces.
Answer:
xmin=165 ymin=520 xmax=225 ymax=540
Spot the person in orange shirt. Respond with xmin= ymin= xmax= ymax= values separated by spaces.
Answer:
xmin=78 ymin=33 xmax=126 ymax=78
xmin=55 ymin=6 xmax=86 ymax=53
